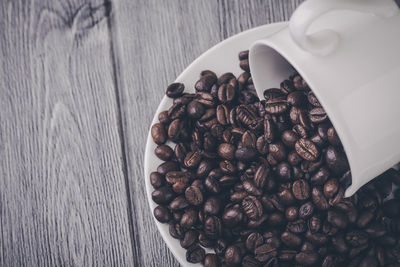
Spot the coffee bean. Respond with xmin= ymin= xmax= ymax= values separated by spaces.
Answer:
xmin=195 ymin=74 xmax=217 ymax=92
xmin=295 ymin=138 xmax=319 ymax=161
xmin=254 ymin=163 xmax=269 ymax=188
xmin=243 ymin=180 xmax=262 ymax=196
xmin=225 ymin=245 xmax=242 ymax=266
xmin=217 ymin=143 xmax=235 ymax=160
xmin=242 ymin=196 xmax=263 ymax=220
xmin=216 ymin=104 xmax=230 ymax=126
xmin=180 ymin=230 xmax=198 ymax=249
xmin=187 ymin=100 xmax=205 ymax=119
xmin=276 ymin=162 xmax=292 ymax=181
xmin=327 ymin=210 xmax=348 ymax=229
xmin=265 ymin=98 xmax=288 ymax=114
xmin=309 ymin=107 xmax=327 ymax=123
xmin=278 ymin=187 xmax=295 ymax=205
xmin=287 ymin=219 xmax=307 ymax=234
xmin=281 ymin=130 xmax=298 ymax=148
xmin=292 ymin=179 xmax=310 ymax=200
xmin=281 ymin=231 xmax=302 ymax=247
xmin=204 ymin=216 xmax=222 ymax=240
xmin=154 ymin=205 xmax=171 ymax=223
xmin=154 ymin=145 xmax=173 ymax=161
xmin=181 ymin=209 xmax=198 ymax=229
xmin=242 ymin=130 xmax=257 ymax=148
xmin=268 ymin=212 xmax=284 ymax=226
xmin=151 ymin=123 xmax=167 ymax=145
xmin=168 ymin=118 xmax=182 ymax=140
xmin=293 ymin=75 xmax=308 ymax=90
xmin=204 ymin=254 xmax=220 ymax=267
xmin=312 ymin=187 xmax=329 ymax=210
xmin=359 ymin=256 xmax=378 ymax=267
xmin=323 ymin=178 xmax=339 ymax=198
xmin=158 ymin=110 xmax=170 ymax=125
xmin=235 ymin=147 xmax=257 ymax=162
xmin=184 ymin=151 xmax=202 ymax=168
xmin=240 ymin=59 xmax=250 ymax=72
xmin=346 ymin=230 xmax=369 ymax=247
xmin=310 ymin=167 xmax=330 ymax=185
xmin=307 ymin=91 xmax=321 ymax=107
xmin=238 ymin=50 xmax=249 ymax=60
xmin=325 ymin=146 xmax=349 ymax=175
xmin=246 ymin=232 xmax=263 ymax=252
xmin=268 ymin=142 xmax=287 ymax=162
xmin=238 ymin=71 xmax=250 ymax=85
xmin=287 ymin=150 xmax=302 ymax=166
xmin=263 ymin=88 xmax=284 ymax=101
xmin=150 ymin=172 xmax=164 ymax=189
xmin=185 ymin=185 xmax=203 ymax=206
xmin=152 ymin=185 xmax=175 ymax=204
xmin=186 ymin=245 xmax=205 ymax=263
xmin=169 ymin=196 xmax=189 ymax=211
xmin=197 ymin=92 xmax=216 ymax=107
xmin=222 ymin=206 xmax=244 ymax=228
xmin=299 ymin=202 xmax=314 ymax=219
xmin=295 ymin=251 xmax=319 ymax=266
xmin=166 ymin=83 xmax=184 ymax=98
xmin=218 ymin=84 xmax=235 ymax=103
xmin=327 ymin=127 xmax=341 ymax=146
xmin=254 ymin=243 xmax=277 ymax=262
xmin=280 ymin=79 xmax=295 ymax=94
xmin=357 ymin=210 xmax=374 ymax=228
xmin=287 ymin=91 xmax=307 ymax=107
xmin=285 ymin=206 xmax=299 ymax=221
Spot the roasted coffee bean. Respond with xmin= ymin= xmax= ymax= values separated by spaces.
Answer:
xmin=204 ymin=254 xmax=220 ymax=267
xmin=254 ymin=244 xmax=277 ymax=262
xmin=181 ymin=230 xmax=198 ymax=248
xmin=218 ymin=84 xmax=235 ymax=103
xmin=308 ymin=215 xmax=322 ymax=233
xmin=184 ymin=151 xmax=202 ymax=168
xmin=195 ymin=74 xmax=217 ymax=92
xmin=150 ymin=172 xmax=164 ymax=189
xmin=307 ymin=91 xmax=321 ymax=107
xmin=346 ymin=230 xmax=369 ymax=247
xmin=292 ymin=179 xmax=310 ymax=200
xmin=238 ymin=72 xmax=250 ymax=85
xmin=166 ymin=82 xmax=184 ymax=98
xmin=181 ymin=209 xmax=198 ymax=229
xmin=243 ymin=180 xmax=262 ymax=196
xmin=268 ymin=212 xmax=284 ymax=226
xmin=224 ymin=245 xmax=242 ymax=266
xmin=217 ymin=143 xmax=235 ymax=160
xmin=168 ymin=102 xmax=186 ymax=120
xmin=263 ymin=117 xmax=276 ymax=144
xmin=295 ymin=138 xmax=319 ymax=161
xmin=158 ymin=110 xmax=170 ymax=125
xmin=327 ymin=210 xmax=348 ymax=229
xmin=168 ymin=118 xmax=182 ymax=140
xmin=281 ymin=231 xmax=302 ymax=248
xmin=327 ymin=127 xmax=341 ymax=146
xmin=242 ymin=196 xmax=263 ymax=220
xmin=242 ymin=130 xmax=257 ymax=148
xmin=287 ymin=219 xmax=307 ymax=234
xmin=268 ymin=142 xmax=287 ymax=162
xmin=279 ymin=79 xmax=295 ymax=94
xmin=309 ymin=107 xmax=327 ymax=123
xmin=325 ymin=146 xmax=349 ymax=175
xmin=305 ymin=230 xmax=328 ymax=245
xmin=288 ymin=150 xmax=302 ymax=166
xmin=186 ymin=245 xmax=205 ymax=263
xmin=285 ymin=206 xmax=299 ymax=221
xmin=287 ymin=91 xmax=307 ymax=107
xmin=242 ymin=255 xmax=261 ymax=267
xmin=151 ymin=123 xmax=167 ymax=145
xmin=263 ymin=88 xmax=284 ymax=101
xmin=310 ymin=167 xmax=330 ymax=185
xmin=235 ymin=147 xmax=257 ymax=162
xmin=153 ymin=205 xmax=171 ymax=223
xmin=246 ymin=232 xmax=263 ymax=252
xmin=278 ymin=187 xmax=295 ymax=205
xmin=323 ymin=178 xmax=339 ymax=198
xmin=185 ymin=185 xmax=203 ymax=206
xmin=299 ymin=202 xmax=314 ymax=219
xmin=187 ymin=100 xmax=205 ymax=119
xmin=222 ymin=206 xmax=244 ymax=228
xmin=254 ymin=163 xmax=269 ymax=188
xmin=154 ymin=145 xmax=173 ymax=161
xmin=265 ymin=98 xmax=288 ymax=114
xmin=169 ymin=196 xmax=189 ymax=211
xmin=152 ymin=182 xmax=175 ymax=203
xmin=357 ymin=210 xmax=374 ymax=228
xmin=295 ymin=251 xmax=318 ymax=266
xmin=217 ymin=72 xmax=235 ymax=86
xmin=216 ymin=104 xmax=230 ymax=126
xmin=204 ymin=216 xmax=222 ymax=240
xmin=281 ymin=130 xmax=298 ymax=148
xmin=276 ymin=162 xmax=293 ymax=181
xmin=312 ymin=187 xmax=329 ymax=210
xmin=240 ymin=59 xmax=250 ymax=72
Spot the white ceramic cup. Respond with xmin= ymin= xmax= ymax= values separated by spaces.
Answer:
xmin=249 ymin=0 xmax=400 ymax=197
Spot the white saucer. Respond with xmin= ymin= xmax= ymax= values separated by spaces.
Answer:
xmin=144 ymin=22 xmax=287 ymax=267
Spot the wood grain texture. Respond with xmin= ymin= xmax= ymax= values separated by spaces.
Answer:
xmin=0 ymin=0 xmax=134 ymax=266
xmin=112 ymin=0 xmax=304 ymax=266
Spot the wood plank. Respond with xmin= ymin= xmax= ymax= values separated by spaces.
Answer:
xmin=112 ymin=0 xmax=303 ymax=266
xmin=0 ymin=0 xmax=135 ymax=266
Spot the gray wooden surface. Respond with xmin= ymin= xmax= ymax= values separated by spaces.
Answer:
xmin=0 ymin=0 xmax=304 ymax=266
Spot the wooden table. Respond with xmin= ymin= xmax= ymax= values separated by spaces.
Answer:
xmin=6 ymin=0 xmax=384 ymax=266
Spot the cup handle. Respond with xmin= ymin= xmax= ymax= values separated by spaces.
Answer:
xmin=289 ymin=0 xmax=399 ymax=56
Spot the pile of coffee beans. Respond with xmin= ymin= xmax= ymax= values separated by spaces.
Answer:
xmin=150 ymin=49 xmax=400 ymax=266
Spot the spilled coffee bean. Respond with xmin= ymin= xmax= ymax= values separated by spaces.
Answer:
xmin=150 ymin=49 xmax=400 ymax=266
